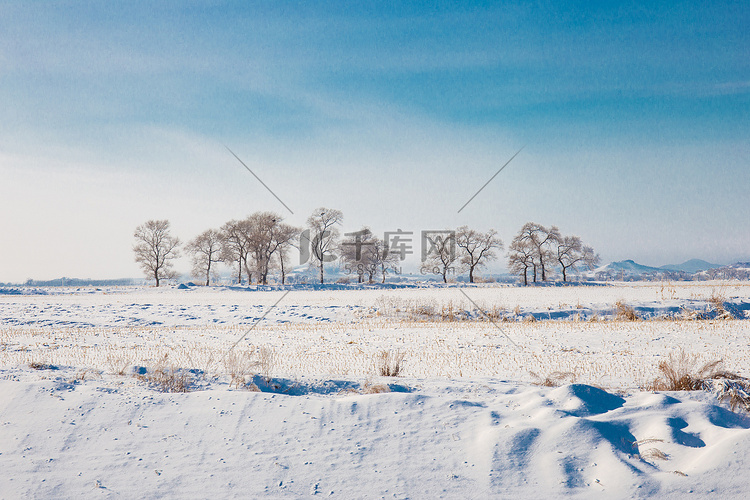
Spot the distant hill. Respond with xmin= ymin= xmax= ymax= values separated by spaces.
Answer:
xmin=660 ymin=259 xmax=723 ymax=273
xmin=597 ymin=260 xmax=665 ymax=276
xmin=593 ymin=258 xmax=748 ymax=281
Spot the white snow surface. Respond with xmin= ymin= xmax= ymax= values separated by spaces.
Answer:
xmin=2 ymin=281 xmax=750 ymax=498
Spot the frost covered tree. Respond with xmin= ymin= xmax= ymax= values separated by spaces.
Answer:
xmin=372 ymin=237 xmax=401 ymax=283
xmin=273 ymin=222 xmax=300 ymax=285
xmin=247 ymin=212 xmax=283 ymax=285
xmin=220 ymin=219 xmax=252 ymax=284
xmin=516 ymin=222 xmax=560 ymax=282
xmin=507 ymin=237 xmax=536 ymax=286
xmin=133 ymin=219 xmax=181 ymax=287
xmin=306 ymin=207 xmax=343 ymax=284
xmin=420 ymin=231 xmax=459 ymax=283
xmin=186 ymin=229 xmax=223 ymax=286
xmin=340 ymin=227 xmax=381 ymax=283
xmin=245 ymin=212 xmax=300 ymax=285
xmin=456 ymin=226 xmax=503 ymax=283
xmin=555 ymin=235 xmax=600 ymax=282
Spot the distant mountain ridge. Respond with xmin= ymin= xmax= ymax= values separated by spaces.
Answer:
xmin=596 ymin=258 xmax=727 ymax=278
xmin=659 ymin=259 xmax=723 ymax=273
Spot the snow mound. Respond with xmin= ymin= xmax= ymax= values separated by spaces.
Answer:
xmin=1 ymin=373 xmax=750 ymax=498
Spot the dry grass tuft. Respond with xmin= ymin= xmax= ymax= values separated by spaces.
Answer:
xmin=70 ymin=369 xmax=93 ymax=383
xmin=529 ymin=370 xmax=576 ymax=387
xmin=646 ymin=350 xmax=750 ymax=412
xmin=615 ymin=301 xmax=640 ymax=321
xmin=648 ymin=350 xmax=742 ymax=391
xmin=106 ymin=349 xmax=133 ymax=376
xmin=258 ymin=346 xmax=275 ymax=381
xmin=223 ymin=348 xmax=258 ymax=389
xmin=376 ymin=350 xmax=405 ymax=377
xmin=135 ymin=354 xmax=192 ymax=393
xmin=641 ymin=448 xmax=669 ymax=461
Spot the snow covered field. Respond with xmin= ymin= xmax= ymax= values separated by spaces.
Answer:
xmin=2 ymin=282 xmax=750 ymax=498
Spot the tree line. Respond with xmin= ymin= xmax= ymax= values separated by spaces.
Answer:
xmin=133 ymin=210 xmax=599 ymax=286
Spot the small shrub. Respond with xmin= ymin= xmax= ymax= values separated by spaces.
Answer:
xmin=679 ymin=306 xmax=697 ymax=320
xmin=376 ymin=350 xmax=405 ymax=377
xmin=712 ymin=378 xmax=750 ymax=412
xmin=615 ymin=301 xmax=639 ymax=321
xmin=708 ymin=291 xmax=733 ymax=319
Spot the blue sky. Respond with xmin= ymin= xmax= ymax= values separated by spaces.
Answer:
xmin=1 ymin=1 xmax=748 ymax=281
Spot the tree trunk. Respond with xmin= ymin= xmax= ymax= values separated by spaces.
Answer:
xmin=523 ymin=267 xmax=528 ymax=286
xmin=562 ymin=266 xmax=567 ymax=282
xmin=244 ymin=258 xmax=252 ymax=284
xmin=469 ymin=266 xmax=474 ymax=283
xmin=319 ymin=261 xmax=324 ymax=284
xmin=280 ymin=254 xmax=286 ymax=285
xmin=237 ymin=261 xmax=242 ymax=284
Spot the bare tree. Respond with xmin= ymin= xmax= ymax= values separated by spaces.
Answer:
xmin=456 ymin=226 xmax=503 ymax=283
xmin=186 ymin=229 xmax=223 ymax=286
xmin=376 ymin=238 xmax=401 ymax=283
xmin=133 ymin=220 xmax=181 ymax=287
xmin=306 ymin=207 xmax=343 ymax=284
xmin=220 ymin=219 xmax=252 ymax=284
xmin=507 ymin=237 xmax=535 ymax=286
xmin=517 ymin=222 xmax=560 ymax=282
xmin=340 ymin=227 xmax=380 ymax=283
xmin=247 ymin=212 xmax=284 ymax=285
xmin=273 ymin=223 xmax=300 ymax=285
xmin=420 ymin=231 xmax=459 ymax=283
xmin=556 ymin=236 xmax=601 ymax=282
